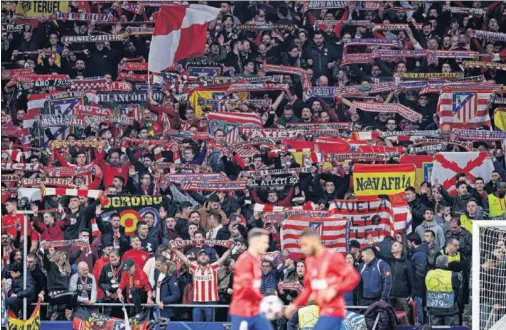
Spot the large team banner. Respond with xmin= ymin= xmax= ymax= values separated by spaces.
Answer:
xmin=281 ymin=199 xmax=407 ymax=256
xmin=101 ymin=195 xmax=165 ymax=235
xmin=352 ymin=163 xmax=415 ymax=196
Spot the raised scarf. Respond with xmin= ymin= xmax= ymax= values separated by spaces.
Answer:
xmin=40 ymin=239 xmax=89 ymax=250
xmin=464 ymin=61 xmax=506 ymax=71
xmin=41 ymin=187 xmax=103 ymax=199
xmin=44 ymin=164 xmax=102 ymax=178
xmin=49 ymin=139 xmax=106 ymax=150
xmin=182 ymin=180 xmax=248 ymax=191
xmin=262 ymin=64 xmax=311 ymax=94
xmin=468 ymin=29 xmax=506 ymax=42
xmin=350 ymin=102 xmax=422 ymax=122
xmin=21 ymin=177 xmax=74 ymax=187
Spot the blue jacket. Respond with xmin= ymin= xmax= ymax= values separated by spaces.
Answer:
xmin=261 ymin=268 xmax=283 ymax=295
xmin=10 ymin=272 xmax=36 ymax=302
xmin=409 ymin=244 xmax=429 ymax=297
xmin=358 ymin=258 xmax=391 ymax=301
xmin=343 ymin=290 xmax=354 ymax=306
xmin=154 ymin=270 xmax=180 ymax=319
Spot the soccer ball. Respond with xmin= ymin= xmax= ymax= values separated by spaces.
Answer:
xmin=260 ymin=295 xmax=284 ymax=320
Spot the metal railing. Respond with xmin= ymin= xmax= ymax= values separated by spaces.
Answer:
xmin=33 ymin=302 xmax=370 ymax=322
xmin=33 ymin=302 xmax=369 ymax=309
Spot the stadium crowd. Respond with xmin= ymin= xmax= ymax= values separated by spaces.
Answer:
xmin=2 ymin=1 xmax=506 ymax=329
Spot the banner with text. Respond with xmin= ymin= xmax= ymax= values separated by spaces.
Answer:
xmin=352 ymin=163 xmax=415 ymax=196
xmin=101 ymin=195 xmax=165 ymax=235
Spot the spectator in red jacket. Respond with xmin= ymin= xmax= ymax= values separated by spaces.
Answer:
xmin=122 ymin=235 xmax=150 ymax=269
xmin=31 ymin=203 xmax=69 ymax=242
xmin=117 ymin=258 xmax=153 ymax=314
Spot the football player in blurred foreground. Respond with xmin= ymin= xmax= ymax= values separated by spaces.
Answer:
xmin=229 ymin=228 xmax=274 ymax=330
xmin=284 ymin=228 xmax=360 ymax=329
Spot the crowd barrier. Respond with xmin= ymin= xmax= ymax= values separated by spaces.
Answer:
xmin=30 ymin=303 xmax=470 ymax=330
xmin=37 ymin=322 xmax=470 ymax=330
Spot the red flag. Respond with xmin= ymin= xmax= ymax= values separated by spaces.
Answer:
xmin=148 ymin=5 xmax=220 ymax=72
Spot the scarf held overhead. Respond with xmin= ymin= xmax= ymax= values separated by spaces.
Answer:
xmin=350 ymin=102 xmax=422 ymax=122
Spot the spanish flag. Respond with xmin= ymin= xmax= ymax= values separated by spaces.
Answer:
xmin=8 ymin=299 xmax=41 ymax=330
xmin=353 ymin=163 xmax=415 ymax=197
xmin=400 ymin=155 xmax=434 ymax=192
xmin=188 ymin=84 xmax=248 ymax=118
xmin=494 ymin=107 xmax=506 ymax=131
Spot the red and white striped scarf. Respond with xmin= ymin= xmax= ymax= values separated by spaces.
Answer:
xmin=41 ymin=187 xmax=103 ymax=199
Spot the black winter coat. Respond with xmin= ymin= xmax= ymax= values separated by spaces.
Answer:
xmin=387 ymin=257 xmax=414 ymax=298
xmin=365 ymin=301 xmax=398 ymax=330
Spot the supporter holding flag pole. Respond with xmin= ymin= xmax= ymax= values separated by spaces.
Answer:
xmin=148 ymin=4 xmax=221 ymax=73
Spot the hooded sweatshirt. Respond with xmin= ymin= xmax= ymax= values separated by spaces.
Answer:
xmin=414 ymin=221 xmax=446 ymax=249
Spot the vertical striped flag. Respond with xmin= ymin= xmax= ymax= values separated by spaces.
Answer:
xmin=437 ymin=89 xmax=492 ymax=129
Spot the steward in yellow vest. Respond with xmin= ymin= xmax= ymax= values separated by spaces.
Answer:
xmin=486 ymin=182 xmax=506 ymax=217
xmin=459 ymin=198 xmax=487 ymax=233
xmin=298 ymin=305 xmax=320 ymax=330
xmin=425 ymin=255 xmax=462 ymax=326
xmin=437 ymin=238 xmax=469 ymax=272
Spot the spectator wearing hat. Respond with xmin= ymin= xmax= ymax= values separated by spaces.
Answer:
xmin=172 ymin=242 xmax=233 ymax=321
xmin=185 ymin=231 xmax=218 ymax=263
xmin=282 ymin=253 xmax=298 ymax=281
xmin=117 ymin=258 xmax=153 ymax=315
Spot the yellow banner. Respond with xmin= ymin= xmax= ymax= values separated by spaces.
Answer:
xmin=494 ymin=108 xmax=506 ymax=132
xmin=353 ymin=164 xmax=415 ymax=196
xmin=8 ymin=299 xmax=41 ymax=330
xmin=16 ymin=1 xmax=68 ymax=17
xmin=189 ymin=89 xmax=248 ymax=118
